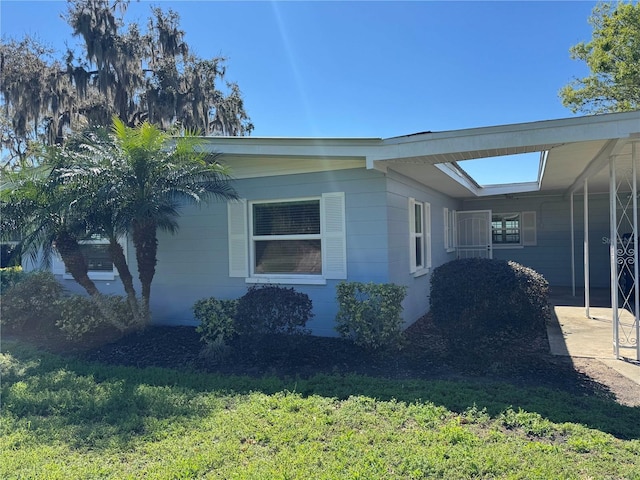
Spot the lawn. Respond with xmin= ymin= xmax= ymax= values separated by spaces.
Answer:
xmin=2 ymin=342 xmax=639 ymax=479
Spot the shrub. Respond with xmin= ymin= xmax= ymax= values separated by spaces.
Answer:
xmin=235 ymin=285 xmax=313 ymax=336
xmin=335 ymin=281 xmax=407 ymax=352
xmin=55 ymin=295 xmax=138 ymax=341
xmin=430 ymin=258 xmax=550 ymax=352
xmin=0 ymin=271 xmax=64 ymax=331
xmin=0 ymin=266 xmax=25 ymax=293
xmin=194 ymin=297 xmax=238 ymax=345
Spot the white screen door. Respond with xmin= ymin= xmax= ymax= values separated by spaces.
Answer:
xmin=456 ymin=210 xmax=492 ymax=259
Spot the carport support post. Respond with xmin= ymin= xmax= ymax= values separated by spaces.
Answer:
xmin=634 ymin=140 xmax=640 ymax=361
xmin=609 ymin=156 xmax=620 ymax=358
xmin=584 ymin=179 xmax=590 ymax=318
xmin=571 ymin=192 xmax=575 ymax=297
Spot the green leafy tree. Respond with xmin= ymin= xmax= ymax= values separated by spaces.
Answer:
xmin=0 ymin=0 xmax=252 ymax=168
xmin=560 ymin=1 xmax=640 ymax=114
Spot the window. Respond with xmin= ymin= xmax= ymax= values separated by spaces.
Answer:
xmin=53 ymin=234 xmax=124 ymax=280
xmin=492 ymin=213 xmax=521 ymax=244
xmin=409 ymin=198 xmax=431 ymax=275
xmin=444 ymin=207 xmax=456 ymax=252
xmin=228 ymin=192 xmax=346 ymax=284
xmin=252 ymin=199 xmax=322 ymax=275
xmin=491 ymin=211 xmax=537 ymax=246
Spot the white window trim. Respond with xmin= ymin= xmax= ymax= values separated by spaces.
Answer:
xmin=409 ymin=198 xmax=431 ymax=277
xmin=491 ymin=211 xmax=537 ymax=248
xmin=228 ymin=193 xmax=347 ymax=285
xmin=249 ymin=196 xmax=323 ymax=283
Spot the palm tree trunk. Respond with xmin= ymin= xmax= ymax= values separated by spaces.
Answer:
xmin=132 ymin=219 xmax=158 ymax=321
xmin=107 ymin=238 xmax=142 ymax=322
xmin=54 ymin=230 xmax=99 ymax=296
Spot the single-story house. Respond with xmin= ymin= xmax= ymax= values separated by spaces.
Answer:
xmin=49 ymin=111 xmax=640 ymax=358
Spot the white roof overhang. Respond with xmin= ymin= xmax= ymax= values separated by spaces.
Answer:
xmin=198 ymin=111 xmax=640 ymax=199
xmin=371 ymin=110 xmax=640 ymax=198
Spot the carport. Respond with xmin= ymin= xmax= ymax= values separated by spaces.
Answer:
xmin=371 ymin=110 xmax=640 ymax=362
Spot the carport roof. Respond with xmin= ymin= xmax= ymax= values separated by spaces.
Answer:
xmin=373 ymin=110 xmax=640 ymax=198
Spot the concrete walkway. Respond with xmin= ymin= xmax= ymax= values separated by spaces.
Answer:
xmin=547 ymin=288 xmax=639 ymax=386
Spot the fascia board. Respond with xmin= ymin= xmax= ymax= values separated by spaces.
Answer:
xmin=374 ymin=111 xmax=640 ymax=162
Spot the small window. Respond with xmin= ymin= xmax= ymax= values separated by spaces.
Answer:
xmin=492 ymin=213 xmax=521 ymax=244
xmin=409 ymin=198 xmax=431 ymax=275
xmin=58 ymin=235 xmax=122 ymax=280
xmin=491 ymin=211 xmax=536 ymax=246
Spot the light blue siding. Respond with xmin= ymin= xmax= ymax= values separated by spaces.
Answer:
xmin=463 ymin=193 xmax=611 ymax=289
xmin=385 ymin=170 xmax=461 ymax=327
xmin=150 ymin=167 xmax=390 ymax=336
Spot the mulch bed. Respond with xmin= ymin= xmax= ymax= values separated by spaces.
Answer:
xmin=69 ymin=315 xmax=608 ymax=399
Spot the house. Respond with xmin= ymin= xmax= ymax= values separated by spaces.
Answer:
xmin=50 ymin=111 xmax=640 ymax=358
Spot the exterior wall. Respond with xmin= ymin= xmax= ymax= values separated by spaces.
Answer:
xmin=44 ymin=166 xmax=460 ymax=335
xmin=146 ymin=167 xmax=388 ymax=336
xmin=386 ymin=170 xmax=461 ymax=327
xmin=462 ymin=193 xmax=611 ymax=289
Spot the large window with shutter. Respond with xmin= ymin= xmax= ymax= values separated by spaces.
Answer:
xmin=228 ymin=192 xmax=346 ymax=284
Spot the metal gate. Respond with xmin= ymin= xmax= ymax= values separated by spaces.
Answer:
xmin=456 ymin=210 xmax=492 ymax=259
xmin=609 ymin=141 xmax=640 ymax=360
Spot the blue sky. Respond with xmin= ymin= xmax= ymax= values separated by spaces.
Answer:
xmin=1 ymin=1 xmax=598 ymax=184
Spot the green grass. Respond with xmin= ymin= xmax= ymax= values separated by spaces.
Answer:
xmin=2 ymin=342 xmax=639 ymax=479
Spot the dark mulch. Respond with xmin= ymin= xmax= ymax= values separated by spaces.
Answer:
xmin=7 ymin=313 xmax=618 ymax=402
xmin=70 ymin=314 xmax=609 ymax=400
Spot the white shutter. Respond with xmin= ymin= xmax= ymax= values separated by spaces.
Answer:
xmin=425 ymin=202 xmax=432 ymax=269
xmin=408 ymin=198 xmax=417 ymax=273
xmin=228 ymin=199 xmax=248 ymax=277
xmin=522 ymin=211 xmax=537 ymax=246
xmin=443 ymin=207 xmax=450 ymax=250
xmin=321 ymin=192 xmax=346 ymax=279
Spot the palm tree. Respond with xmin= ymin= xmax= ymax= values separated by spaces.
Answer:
xmin=0 ymin=153 xmax=99 ymax=296
xmin=72 ymin=118 xmax=238 ymax=321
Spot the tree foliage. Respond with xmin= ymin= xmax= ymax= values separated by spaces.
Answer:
xmin=560 ymin=1 xmax=640 ymax=114
xmin=1 ymin=119 xmax=238 ymax=322
xmin=0 ymin=0 xmax=252 ymax=168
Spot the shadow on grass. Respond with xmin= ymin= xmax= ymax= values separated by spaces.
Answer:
xmin=2 ymin=340 xmax=639 ymax=444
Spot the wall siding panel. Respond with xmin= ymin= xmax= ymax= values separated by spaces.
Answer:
xmin=463 ymin=193 xmax=611 ymax=289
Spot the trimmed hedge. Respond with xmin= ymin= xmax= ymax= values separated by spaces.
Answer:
xmin=430 ymin=258 xmax=550 ymax=343
xmin=335 ymin=281 xmax=407 ymax=352
xmin=235 ymin=285 xmax=314 ymax=336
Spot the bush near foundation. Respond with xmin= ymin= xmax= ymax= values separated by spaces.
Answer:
xmin=0 ymin=266 xmax=25 ymax=293
xmin=194 ymin=297 xmax=238 ymax=345
xmin=234 ymin=285 xmax=314 ymax=336
xmin=55 ymin=295 xmax=139 ymax=341
xmin=0 ymin=271 xmax=64 ymax=332
xmin=430 ymin=258 xmax=550 ymax=353
xmin=335 ymin=281 xmax=407 ymax=352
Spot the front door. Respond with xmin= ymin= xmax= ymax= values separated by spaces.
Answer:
xmin=456 ymin=210 xmax=492 ymax=259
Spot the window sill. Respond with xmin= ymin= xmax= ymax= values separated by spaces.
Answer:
xmin=445 ymin=248 xmax=456 ymax=253
xmin=63 ymin=272 xmax=116 ymax=281
xmin=492 ymin=245 xmax=525 ymax=250
xmin=246 ymin=276 xmax=327 ymax=286
xmin=412 ymin=268 xmax=430 ymax=278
